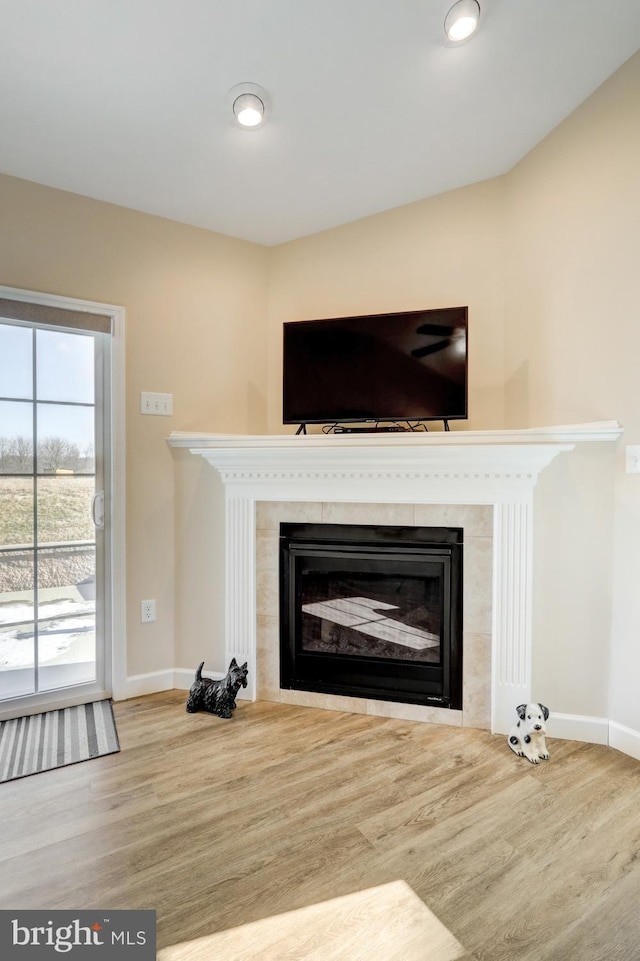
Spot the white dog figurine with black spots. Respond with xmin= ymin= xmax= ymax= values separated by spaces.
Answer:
xmin=508 ymin=703 xmax=550 ymax=763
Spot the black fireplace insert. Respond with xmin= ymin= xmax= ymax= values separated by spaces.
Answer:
xmin=280 ymin=523 xmax=463 ymax=708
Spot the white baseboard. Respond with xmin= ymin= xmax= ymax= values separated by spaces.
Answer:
xmin=549 ymin=714 xmax=640 ymax=763
xmin=549 ymin=712 xmax=609 ymax=745
xmin=117 ymin=670 xmax=175 ymax=699
xmin=173 ymin=668 xmax=225 ymax=690
xmin=114 ymin=668 xmax=235 ymax=700
xmin=609 ymin=721 xmax=640 ymax=762
xmin=116 ymin=668 xmax=226 ymax=700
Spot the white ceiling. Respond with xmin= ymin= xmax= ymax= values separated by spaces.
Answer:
xmin=1 ymin=1 xmax=639 ymax=246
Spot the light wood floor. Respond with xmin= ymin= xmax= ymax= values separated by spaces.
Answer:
xmin=1 ymin=692 xmax=640 ymax=960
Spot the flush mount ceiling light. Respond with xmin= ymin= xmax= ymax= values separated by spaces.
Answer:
xmin=228 ymin=82 xmax=269 ymax=129
xmin=444 ymin=0 xmax=481 ymax=42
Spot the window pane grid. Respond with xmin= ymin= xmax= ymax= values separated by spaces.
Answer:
xmin=0 ymin=320 xmax=98 ymax=699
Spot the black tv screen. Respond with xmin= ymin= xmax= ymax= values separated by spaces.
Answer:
xmin=283 ymin=306 xmax=468 ymax=425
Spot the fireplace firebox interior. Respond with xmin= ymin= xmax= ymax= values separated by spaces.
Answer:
xmin=280 ymin=523 xmax=463 ymax=708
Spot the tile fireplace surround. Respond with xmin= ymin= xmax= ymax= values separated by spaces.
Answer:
xmin=168 ymin=422 xmax=622 ymax=735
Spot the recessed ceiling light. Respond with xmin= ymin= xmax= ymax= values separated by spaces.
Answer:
xmin=228 ymin=83 xmax=269 ymax=129
xmin=444 ymin=0 xmax=481 ymax=42
xmin=233 ymin=93 xmax=264 ymax=128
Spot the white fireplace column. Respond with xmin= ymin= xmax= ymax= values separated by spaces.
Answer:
xmin=492 ymin=500 xmax=533 ymax=733
xmin=225 ymin=494 xmax=257 ymax=682
xmin=168 ymin=423 xmax=622 ymax=734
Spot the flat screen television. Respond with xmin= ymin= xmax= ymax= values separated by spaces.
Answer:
xmin=283 ymin=306 xmax=468 ymax=426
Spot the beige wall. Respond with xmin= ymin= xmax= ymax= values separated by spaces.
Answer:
xmin=503 ymin=52 xmax=640 ymax=729
xmin=265 ymin=53 xmax=640 ymax=727
xmin=267 ymin=178 xmax=507 ymax=433
xmin=1 ymin=50 xmax=638 ymax=731
xmin=0 ymin=173 xmax=269 ymax=679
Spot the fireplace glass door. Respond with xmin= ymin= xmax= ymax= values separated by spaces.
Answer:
xmin=280 ymin=524 xmax=462 ymax=708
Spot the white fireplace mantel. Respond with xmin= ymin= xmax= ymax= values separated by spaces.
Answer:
xmin=168 ymin=422 xmax=622 ymax=734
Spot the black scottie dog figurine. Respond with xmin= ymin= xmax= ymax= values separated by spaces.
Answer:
xmin=186 ymin=658 xmax=248 ymax=718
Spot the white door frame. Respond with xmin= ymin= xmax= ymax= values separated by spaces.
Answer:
xmin=0 ymin=285 xmax=126 ymax=715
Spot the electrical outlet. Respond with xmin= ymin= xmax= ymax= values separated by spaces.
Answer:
xmin=140 ymin=392 xmax=173 ymax=416
xmin=141 ymin=599 xmax=156 ymax=623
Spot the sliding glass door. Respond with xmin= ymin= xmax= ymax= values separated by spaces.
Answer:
xmin=0 ymin=318 xmax=110 ymax=706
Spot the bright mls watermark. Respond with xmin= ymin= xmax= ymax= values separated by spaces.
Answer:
xmin=1 ymin=911 xmax=156 ymax=960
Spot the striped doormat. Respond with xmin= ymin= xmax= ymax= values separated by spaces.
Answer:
xmin=0 ymin=700 xmax=120 ymax=783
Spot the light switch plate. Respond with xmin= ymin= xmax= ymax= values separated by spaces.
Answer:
xmin=141 ymin=392 xmax=173 ymax=416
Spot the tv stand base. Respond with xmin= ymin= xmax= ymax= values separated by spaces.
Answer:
xmin=294 ymin=421 xmax=451 ymax=434
xmin=333 ymin=425 xmax=407 ymax=433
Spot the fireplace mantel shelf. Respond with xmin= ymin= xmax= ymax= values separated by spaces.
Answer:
xmin=168 ymin=420 xmax=622 ymax=490
xmin=168 ymin=420 xmax=622 ymax=450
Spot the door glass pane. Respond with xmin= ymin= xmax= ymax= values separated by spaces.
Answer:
xmin=0 ymin=401 xmax=34 ymax=473
xmin=0 ymin=550 xmax=35 ymax=699
xmin=37 ymin=545 xmax=96 ymax=692
xmin=37 ymin=329 xmax=94 ymax=404
xmin=0 ymin=475 xmax=34 ymax=547
xmin=37 ymin=476 xmax=95 ymax=545
xmin=0 ymin=324 xmax=32 ymax=399
xmin=37 ymin=405 xmax=95 ymax=475
xmin=0 ymin=316 xmax=106 ymax=707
